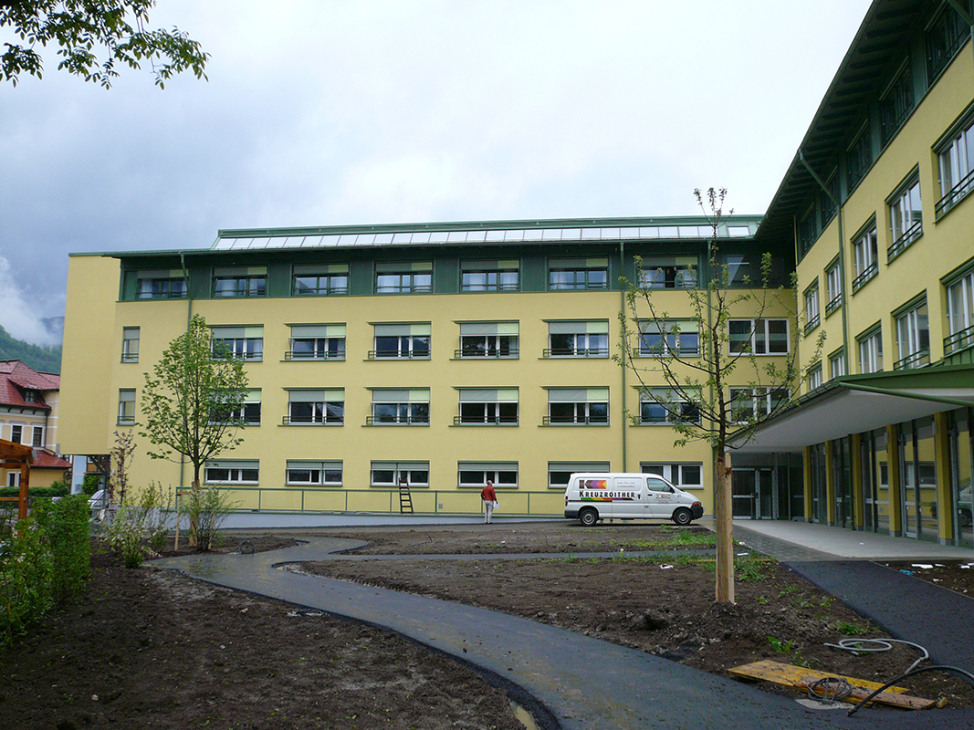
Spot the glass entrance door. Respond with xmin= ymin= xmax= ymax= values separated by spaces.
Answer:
xmin=732 ymin=469 xmax=755 ymax=518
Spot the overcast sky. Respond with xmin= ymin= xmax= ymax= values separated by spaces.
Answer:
xmin=0 ymin=0 xmax=873 ymax=344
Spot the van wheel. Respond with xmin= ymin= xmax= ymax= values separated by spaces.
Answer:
xmin=579 ymin=508 xmax=599 ymax=527
xmin=672 ymin=508 xmax=692 ymax=526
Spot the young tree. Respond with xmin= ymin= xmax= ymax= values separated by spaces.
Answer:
xmin=139 ymin=313 xmax=248 ymax=524
xmin=618 ymin=188 xmax=823 ymax=603
xmin=0 ymin=0 xmax=208 ymax=88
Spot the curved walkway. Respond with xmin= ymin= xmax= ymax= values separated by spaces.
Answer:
xmin=155 ymin=538 xmax=974 ymax=730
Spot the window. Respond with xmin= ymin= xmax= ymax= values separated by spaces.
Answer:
xmin=369 ymin=389 xmax=430 ymax=425
xmin=22 ymin=390 xmax=36 ymax=403
xmin=458 ymin=462 xmax=518 ymax=488
xmin=117 ymin=389 xmax=135 ymax=425
xmin=852 ymin=223 xmax=879 ymax=292
xmin=641 ymin=463 xmax=703 ymax=490
xmin=6 ymin=472 xmax=18 ymax=489
xmin=292 ymin=264 xmax=348 ymax=296
xmin=637 ymin=255 xmax=697 ymax=289
xmin=720 ymin=252 xmax=786 ymax=288
xmin=548 ymin=258 xmax=608 ymax=290
xmin=210 ymin=390 xmax=261 ymax=425
xmin=372 ymin=323 xmax=430 ymax=359
xmin=846 ymin=125 xmax=872 ymax=191
xmin=821 ymin=173 xmax=839 ymax=227
xmin=639 ymin=388 xmax=701 ymax=425
xmin=456 ymin=389 xmax=518 ymax=425
xmin=546 ymin=321 xmax=608 ymax=358
xmin=9 ymin=424 xmax=22 ymax=444
xmin=798 ymin=210 xmax=817 ymax=258
xmin=461 ymin=260 xmax=519 ymax=292
xmin=825 ymin=261 xmax=843 ymax=315
xmin=926 ymin=4 xmax=967 ymax=81
xmin=31 ymin=426 xmax=43 ymax=448
xmin=136 ymin=270 xmax=186 ymax=300
xmin=287 ymin=324 xmax=346 ymax=361
xmin=895 ymin=300 xmax=930 ymax=370
xmin=937 ymin=113 xmax=974 ymax=218
xmin=213 ymin=267 xmax=266 ymax=298
xmin=639 ymin=321 xmax=699 ymax=357
xmin=286 ymin=389 xmax=344 ymax=425
xmin=728 ymin=319 xmax=789 ymax=355
xmin=122 ymin=327 xmax=140 ymax=363
xmin=829 ymin=350 xmax=846 ymax=379
xmin=546 ymin=388 xmax=609 ymax=425
xmin=729 ymin=387 xmax=787 ymax=424
xmin=211 ymin=326 xmax=263 ymax=361
xmin=286 ymin=460 xmax=342 ymax=486
xmin=547 ymin=461 xmax=610 ymax=489
xmin=880 ymin=62 xmax=914 ymax=146
xmin=804 ymin=284 xmax=820 ymax=335
xmin=375 ymin=262 xmax=432 ymax=294
xmin=807 ymin=363 xmax=823 ymax=391
xmin=946 ymin=267 xmax=974 ymax=354
xmin=458 ymin=322 xmax=518 ymax=358
xmin=888 ymin=176 xmax=923 ymax=259
xmin=205 ymin=459 xmax=259 ymax=484
xmin=371 ymin=461 xmax=429 ymax=487
xmin=858 ymin=327 xmax=884 ymax=374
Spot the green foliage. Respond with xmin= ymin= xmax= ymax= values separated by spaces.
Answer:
xmin=0 ymin=485 xmax=68 ymax=500
xmin=82 ymin=473 xmax=102 ymax=496
xmin=103 ymin=481 xmax=171 ymax=567
xmin=179 ymin=486 xmax=235 ymax=552
xmin=836 ymin=620 xmax=866 ymax=636
xmin=139 ymin=314 xmax=249 ymax=488
xmin=0 ymin=0 xmax=209 ymax=88
xmin=0 ymin=325 xmax=60 ymax=373
xmin=735 ymin=556 xmax=768 ymax=582
xmin=0 ymin=497 xmax=90 ymax=648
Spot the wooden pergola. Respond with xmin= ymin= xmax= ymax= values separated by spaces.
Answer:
xmin=0 ymin=439 xmax=33 ymax=520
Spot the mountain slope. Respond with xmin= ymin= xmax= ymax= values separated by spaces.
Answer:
xmin=0 ymin=325 xmax=61 ymax=373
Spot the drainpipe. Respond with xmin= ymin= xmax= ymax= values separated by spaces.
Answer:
xmin=798 ymin=151 xmax=849 ymax=368
xmin=620 ymin=241 xmax=628 ymax=471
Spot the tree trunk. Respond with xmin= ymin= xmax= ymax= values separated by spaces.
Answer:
xmin=714 ymin=450 xmax=735 ymax=603
xmin=188 ymin=478 xmax=200 ymax=548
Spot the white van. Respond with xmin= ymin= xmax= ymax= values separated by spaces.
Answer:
xmin=564 ymin=473 xmax=704 ymax=526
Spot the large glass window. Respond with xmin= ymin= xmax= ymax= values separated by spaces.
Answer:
xmin=546 ymin=388 xmax=609 ymax=425
xmin=879 ymin=62 xmax=913 ymax=146
xmin=136 ymin=271 xmax=186 ymax=300
xmin=457 ymin=389 xmax=518 ymax=425
xmin=547 ymin=321 xmax=608 ymax=358
xmin=121 ymin=327 xmax=140 ymax=363
xmin=888 ymin=176 xmax=923 ymax=259
xmin=637 ymin=255 xmax=698 ymax=289
xmin=286 ymin=460 xmax=342 ymax=486
xmin=729 ymin=387 xmax=786 ymax=423
xmin=938 ymin=114 xmax=974 ymax=218
xmin=825 ymin=261 xmax=843 ymax=315
xmin=286 ymin=389 xmax=344 ymax=425
xmin=846 ymin=125 xmax=872 ymax=191
xmin=292 ymin=264 xmax=348 ymax=296
xmin=205 ymin=459 xmax=259 ymax=484
xmin=211 ymin=326 xmax=263 ymax=361
xmin=807 ymin=363 xmax=823 ymax=391
xmin=458 ymin=322 xmax=518 ymax=359
xmin=288 ymin=324 xmax=346 ymax=361
xmin=458 ymin=462 xmax=518 ymax=488
xmin=375 ymin=262 xmax=432 ymax=294
xmin=31 ymin=426 xmax=43 ymax=448
xmin=213 ymin=267 xmax=266 ymax=298
xmin=728 ymin=319 xmax=788 ymax=355
xmin=461 ymin=260 xmax=519 ymax=292
xmin=926 ymin=4 xmax=967 ymax=80
xmin=641 ymin=463 xmax=702 ymax=490
xmin=639 ymin=321 xmax=699 ymax=357
xmin=547 ymin=461 xmax=610 ymax=489
xmin=946 ymin=268 xmax=974 ymax=354
xmin=858 ymin=327 xmax=884 ymax=374
xmin=210 ymin=389 xmax=261 ymax=426
xmin=852 ymin=223 xmax=879 ymax=291
xmin=369 ymin=389 xmax=430 ymax=425
xmin=372 ymin=323 xmax=431 ymax=359
xmin=639 ymin=388 xmax=700 ymax=425
xmin=117 ymin=389 xmax=135 ymax=425
xmin=8 ymin=425 xmax=22 ymax=444
xmin=804 ymin=285 xmax=820 ymax=334
xmin=371 ymin=461 xmax=429 ymax=487
xmin=548 ymin=258 xmax=608 ymax=290
xmin=895 ymin=300 xmax=930 ymax=370
xmin=829 ymin=350 xmax=846 ymax=380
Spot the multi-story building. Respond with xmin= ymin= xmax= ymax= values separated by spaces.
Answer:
xmin=59 ymin=216 xmax=798 ymax=517
xmin=0 ymin=360 xmax=70 ymax=489
xmin=737 ymin=0 xmax=974 ymax=547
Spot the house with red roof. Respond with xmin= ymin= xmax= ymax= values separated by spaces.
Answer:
xmin=0 ymin=360 xmax=70 ymax=489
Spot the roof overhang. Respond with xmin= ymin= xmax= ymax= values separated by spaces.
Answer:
xmin=730 ymin=365 xmax=974 ymax=453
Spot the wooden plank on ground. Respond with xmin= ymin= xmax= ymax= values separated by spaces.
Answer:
xmin=729 ymin=660 xmax=935 ymax=710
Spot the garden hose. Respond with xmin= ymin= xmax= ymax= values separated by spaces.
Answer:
xmin=807 ymin=676 xmax=853 ymax=705
xmin=847 ymin=665 xmax=974 ymax=716
xmin=825 ymin=637 xmax=929 ymax=674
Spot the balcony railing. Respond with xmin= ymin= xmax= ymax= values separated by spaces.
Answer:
xmin=542 ymin=416 xmax=609 ymax=426
xmin=945 ymin=324 xmax=974 ymax=355
xmin=542 ymin=347 xmax=609 ymax=358
xmin=936 ymin=168 xmax=974 ymax=220
xmin=453 ymin=415 xmax=519 ymax=426
xmin=851 ymin=262 xmax=878 ymax=293
xmin=365 ymin=415 xmax=430 ymax=425
xmin=887 ymin=221 xmax=923 ymax=261
xmin=455 ymin=347 xmax=519 ymax=359
xmin=803 ymin=315 xmax=820 ymax=337
xmin=285 ymin=350 xmax=346 ymax=361
xmin=282 ymin=415 xmax=344 ymax=426
xmin=825 ymin=294 xmax=842 ymax=317
xmin=368 ymin=350 xmax=431 ymax=360
xmin=893 ymin=348 xmax=930 ymax=371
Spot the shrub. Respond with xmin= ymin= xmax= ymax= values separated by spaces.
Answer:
xmin=0 ymin=519 xmax=55 ymax=649
xmin=82 ymin=474 xmax=102 ymax=496
xmin=33 ymin=495 xmax=90 ymax=599
xmin=103 ymin=482 xmax=172 ymax=568
xmin=180 ymin=486 xmax=236 ymax=552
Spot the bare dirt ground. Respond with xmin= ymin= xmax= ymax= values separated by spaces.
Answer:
xmin=3 ymin=522 xmax=974 ymax=730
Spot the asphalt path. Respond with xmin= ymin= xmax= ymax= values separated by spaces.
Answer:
xmin=155 ymin=538 xmax=974 ymax=730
